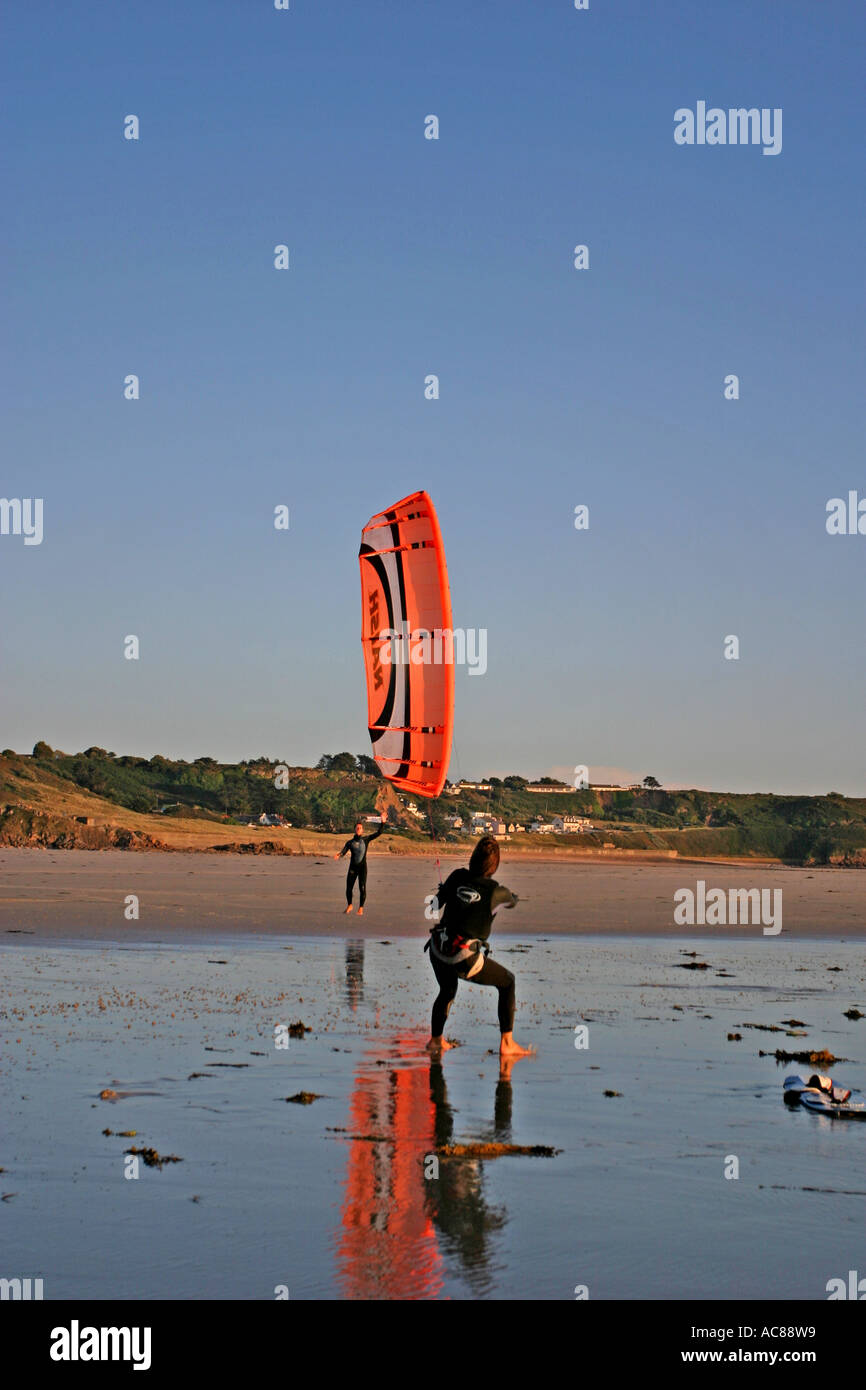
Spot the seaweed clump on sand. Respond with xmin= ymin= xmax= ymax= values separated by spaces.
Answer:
xmin=843 ymin=1008 xmax=864 ymax=1021
xmin=125 ymin=1146 xmax=183 ymax=1169
xmin=287 ymin=1021 xmax=311 ymax=1038
xmin=436 ymin=1143 xmax=559 ymax=1159
xmin=760 ymin=1047 xmax=842 ymax=1066
xmin=285 ymin=1092 xmax=322 ymax=1105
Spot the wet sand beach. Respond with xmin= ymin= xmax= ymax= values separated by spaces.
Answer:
xmin=0 ymin=848 xmax=863 ymax=941
xmin=2 ymin=851 xmax=863 ymax=1300
xmin=1 ymin=934 xmax=864 ymax=1300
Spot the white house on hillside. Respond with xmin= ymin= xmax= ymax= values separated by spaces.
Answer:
xmin=553 ymin=814 xmax=593 ymax=833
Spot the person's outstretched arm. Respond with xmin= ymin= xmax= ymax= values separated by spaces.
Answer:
xmin=491 ymin=883 xmax=518 ymax=910
xmin=363 ymin=821 xmax=385 ymax=845
xmin=335 ymin=839 xmax=352 ymax=860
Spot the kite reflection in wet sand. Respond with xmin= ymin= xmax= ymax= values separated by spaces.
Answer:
xmin=336 ymin=1036 xmax=512 ymax=1300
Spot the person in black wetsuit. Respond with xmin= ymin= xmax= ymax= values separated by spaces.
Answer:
xmin=335 ymin=819 xmax=385 ymax=915
xmin=426 ymin=836 xmax=533 ymax=1058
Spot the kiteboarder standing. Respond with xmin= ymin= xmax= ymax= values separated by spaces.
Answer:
xmin=335 ymin=819 xmax=386 ymax=915
xmin=425 ymin=836 xmax=533 ymax=1058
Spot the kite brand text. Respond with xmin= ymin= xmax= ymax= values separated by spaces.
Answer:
xmin=380 ymin=625 xmax=487 ymax=676
xmin=369 ymin=590 xmax=384 ymax=689
xmin=674 ymin=880 xmax=782 ymax=935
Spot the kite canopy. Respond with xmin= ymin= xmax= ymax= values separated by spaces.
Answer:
xmin=359 ymin=490 xmax=454 ymax=798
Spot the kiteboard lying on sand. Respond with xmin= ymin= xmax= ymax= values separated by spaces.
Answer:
xmin=784 ymin=1074 xmax=866 ymax=1118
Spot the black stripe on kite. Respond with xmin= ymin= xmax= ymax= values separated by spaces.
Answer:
xmin=360 ymin=543 xmax=398 ymax=746
xmin=389 ymin=517 xmax=412 ymax=781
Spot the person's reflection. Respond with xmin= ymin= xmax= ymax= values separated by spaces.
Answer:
xmin=423 ymin=1061 xmax=510 ymax=1289
xmin=344 ymin=939 xmax=364 ymax=1011
xmin=337 ymin=1043 xmax=525 ymax=1299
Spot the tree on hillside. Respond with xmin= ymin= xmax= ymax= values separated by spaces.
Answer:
xmin=328 ymin=752 xmax=359 ymax=774
xmin=32 ymin=741 xmax=55 ymax=759
xmin=504 ymin=775 xmax=528 ymax=789
xmin=356 ymin=754 xmax=382 ymax=779
xmin=643 ymin=775 xmax=661 ymax=789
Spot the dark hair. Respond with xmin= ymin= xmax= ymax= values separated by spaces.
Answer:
xmin=469 ymin=835 xmax=500 ymax=878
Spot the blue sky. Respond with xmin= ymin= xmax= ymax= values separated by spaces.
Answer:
xmin=2 ymin=1 xmax=864 ymax=793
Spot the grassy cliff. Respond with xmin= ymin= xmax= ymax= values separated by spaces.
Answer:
xmin=1 ymin=748 xmax=864 ymax=865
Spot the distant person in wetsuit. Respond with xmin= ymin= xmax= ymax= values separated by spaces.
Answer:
xmin=426 ymin=836 xmax=533 ymax=1059
xmin=335 ymin=819 xmax=386 ymax=915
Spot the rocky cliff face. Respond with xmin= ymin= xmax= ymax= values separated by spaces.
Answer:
xmin=0 ymin=805 xmax=167 ymax=851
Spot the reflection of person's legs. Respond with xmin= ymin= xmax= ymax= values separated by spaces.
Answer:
xmin=431 ymin=955 xmax=459 ymax=1037
xmin=428 ymin=1062 xmax=453 ymax=1148
xmin=357 ymin=862 xmax=368 ymax=907
xmin=470 ymin=957 xmax=515 ymax=1034
xmin=494 ymin=1075 xmax=513 ymax=1140
xmin=346 ymin=867 xmax=357 ymax=905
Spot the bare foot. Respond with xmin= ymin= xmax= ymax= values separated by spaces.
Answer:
xmin=344 ymin=905 xmax=353 ymax=914
xmin=499 ymin=1033 xmax=535 ymax=1058
xmin=357 ymin=906 xmax=364 ymax=916
xmin=498 ymin=1054 xmax=517 ymax=1081
xmin=426 ymin=1036 xmax=453 ymax=1053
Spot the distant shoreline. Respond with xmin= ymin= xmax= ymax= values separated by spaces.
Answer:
xmin=3 ymin=750 xmax=864 ymax=867
xmin=1 ymin=826 xmax=857 ymax=870
xmin=0 ymin=839 xmax=834 ymax=869
xmin=1 ymin=849 xmax=863 ymax=942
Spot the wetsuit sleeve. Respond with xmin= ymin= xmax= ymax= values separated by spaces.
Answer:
xmin=338 ymin=840 xmax=352 ymax=858
xmin=363 ymin=823 xmax=385 ymax=845
xmin=491 ymin=884 xmax=518 ymax=910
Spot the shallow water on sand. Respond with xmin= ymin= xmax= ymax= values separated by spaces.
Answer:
xmin=1 ymin=936 xmax=864 ymax=1300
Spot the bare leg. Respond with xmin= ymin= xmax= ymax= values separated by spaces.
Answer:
xmin=467 ymin=958 xmax=533 ymax=1054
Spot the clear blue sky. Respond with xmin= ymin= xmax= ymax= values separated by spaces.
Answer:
xmin=2 ymin=1 xmax=864 ymax=793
